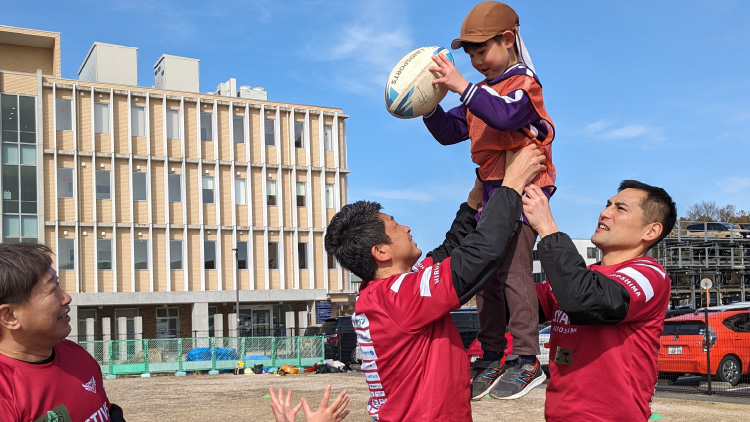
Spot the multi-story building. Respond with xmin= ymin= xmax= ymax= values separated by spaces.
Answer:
xmin=0 ymin=25 xmax=352 ymax=341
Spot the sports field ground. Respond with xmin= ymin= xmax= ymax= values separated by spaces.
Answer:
xmin=104 ymin=372 xmax=749 ymax=421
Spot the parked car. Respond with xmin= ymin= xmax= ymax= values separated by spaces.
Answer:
xmin=465 ymin=325 xmax=549 ymax=371
xmin=303 ymin=324 xmax=322 ymax=336
xmin=685 ymin=222 xmax=750 ymax=239
xmin=657 ymin=304 xmax=750 ymax=385
xmin=450 ymin=308 xmax=481 ymax=350
xmin=738 ymin=223 xmax=750 ymax=231
xmin=321 ymin=316 xmax=359 ymax=365
xmin=538 ymin=325 xmax=551 ymax=367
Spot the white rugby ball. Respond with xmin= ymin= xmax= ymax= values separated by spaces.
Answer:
xmin=385 ymin=46 xmax=453 ymax=119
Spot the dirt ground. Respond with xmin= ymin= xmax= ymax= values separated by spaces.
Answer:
xmin=104 ymin=372 xmax=749 ymax=422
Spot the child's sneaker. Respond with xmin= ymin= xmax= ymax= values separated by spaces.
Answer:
xmin=469 ymin=356 xmax=507 ymax=400
xmin=488 ymin=357 xmax=546 ymax=400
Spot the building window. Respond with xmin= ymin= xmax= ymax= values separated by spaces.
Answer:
xmin=587 ymin=247 xmax=600 ymax=260
xmin=266 ymin=179 xmax=277 ymax=206
xmin=204 ymin=240 xmax=216 ymax=270
xmin=170 ymin=240 xmax=183 ymax=270
xmin=327 ymin=253 xmax=336 ymax=269
xmin=166 ymin=109 xmax=180 ymax=140
xmin=56 ymin=98 xmax=72 ymax=131
xmin=134 ymin=239 xmax=148 ymax=270
xmin=235 ymin=178 xmax=246 ymax=205
xmin=2 ymin=215 xmax=37 ymax=241
xmin=233 ymin=115 xmax=245 ymax=144
xmin=264 ymin=116 xmax=275 ymax=146
xmin=268 ymin=242 xmax=278 ymax=269
xmin=200 ymin=112 xmax=213 ymax=141
xmin=132 ymin=172 xmax=147 ymax=201
xmin=131 ymin=105 xmax=145 ymax=137
xmin=236 ymin=241 xmax=248 ymax=270
xmin=58 ymin=238 xmax=75 ymax=270
xmin=94 ymin=102 xmax=109 ymax=134
xmin=325 ymin=183 xmax=335 ymax=208
xmin=298 ymin=242 xmax=308 ymax=269
xmin=19 ymin=95 xmax=36 ymax=143
xmin=168 ymin=174 xmax=181 ymax=203
xmin=96 ymin=170 xmax=110 ymax=200
xmin=324 ymin=124 xmax=333 ymax=151
xmin=296 ymin=182 xmax=306 ymax=207
xmin=294 ymin=121 xmax=304 ymax=148
xmin=98 ymin=239 xmax=112 ymax=270
xmin=57 ymin=168 xmax=74 ymax=198
xmin=202 ymin=176 xmax=214 ymax=204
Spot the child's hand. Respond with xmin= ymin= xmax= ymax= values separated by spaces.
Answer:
xmin=430 ymin=54 xmax=470 ymax=95
xmin=300 ymin=384 xmax=350 ymax=422
xmin=270 ymin=387 xmax=302 ymax=422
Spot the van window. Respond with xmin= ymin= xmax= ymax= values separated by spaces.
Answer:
xmin=662 ymin=321 xmax=704 ymax=336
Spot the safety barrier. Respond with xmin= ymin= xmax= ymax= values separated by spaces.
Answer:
xmin=76 ymin=336 xmax=325 ymax=376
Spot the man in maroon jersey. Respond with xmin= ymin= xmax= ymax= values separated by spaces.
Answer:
xmin=324 ymin=144 xmax=546 ymax=421
xmin=523 ymin=180 xmax=677 ymax=421
xmin=0 ymin=243 xmax=125 ymax=421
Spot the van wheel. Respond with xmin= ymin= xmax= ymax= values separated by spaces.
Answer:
xmin=717 ymin=356 xmax=741 ymax=386
xmin=351 ymin=348 xmax=361 ymax=365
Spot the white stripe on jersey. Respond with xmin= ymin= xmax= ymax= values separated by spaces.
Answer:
xmin=390 ymin=274 xmax=406 ymax=293
xmin=419 ymin=266 xmax=433 ymax=297
xmin=631 ymin=260 xmax=666 ymax=278
xmin=480 ymin=86 xmax=525 ymax=104
xmin=463 ymin=84 xmax=478 ymax=103
xmin=617 ymin=266 xmax=655 ymax=302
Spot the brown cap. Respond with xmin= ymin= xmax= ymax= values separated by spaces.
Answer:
xmin=451 ymin=1 xmax=519 ymax=49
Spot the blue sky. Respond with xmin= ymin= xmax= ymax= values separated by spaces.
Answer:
xmin=4 ymin=0 xmax=750 ymax=252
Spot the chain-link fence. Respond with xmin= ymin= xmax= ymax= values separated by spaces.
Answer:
xmin=656 ymin=306 xmax=750 ymax=397
xmin=76 ymin=336 xmax=324 ymax=376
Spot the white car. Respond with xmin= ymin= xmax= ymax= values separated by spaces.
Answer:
xmin=538 ymin=326 xmax=551 ymax=366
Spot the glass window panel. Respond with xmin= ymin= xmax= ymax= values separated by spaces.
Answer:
xmin=96 ymin=170 xmax=111 ymax=200
xmin=131 ymin=106 xmax=145 ymax=137
xmin=325 ymin=183 xmax=334 ymax=208
xmin=3 ymin=165 xmax=18 ymax=200
xmin=204 ymin=241 xmax=216 ymax=269
xmin=237 ymin=241 xmax=248 ymax=270
xmin=94 ymin=103 xmax=109 ymax=134
xmin=201 ymin=112 xmax=212 ymax=141
xmin=268 ymin=242 xmax=278 ymax=269
xmin=264 ymin=117 xmax=275 ymax=146
xmin=166 ymin=109 xmax=180 ymax=140
xmin=19 ymin=132 xmax=34 ymax=144
xmin=170 ymin=240 xmax=183 ymax=270
xmin=266 ymin=179 xmax=276 ymax=206
xmin=98 ymin=239 xmax=112 ymax=269
xmin=58 ymin=238 xmax=75 ymax=270
xmin=19 ymin=145 xmax=35 ymax=165
xmin=202 ymin=176 xmax=214 ymax=204
xmin=1 ymin=95 xmax=17 ymax=130
xmin=132 ymin=172 xmax=147 ymax=201
xmin=324 ymin=124 xmax=333 ymax=151
xmin=56 ymin=98 xmax=72 ymax=131
xmin=294 ymin=121 xmax=304 ymax=148
xmin=168 ymin=174 xmax=181 ymax=203
xmin=20 ymin=216 xmax=37 ymax=237
xmin=233 ymin=115 xmax=244 ymax=144
xmin=20 ymin=201 xmax=36 ymax=213
xmin=2 ymin=131 xmax=18 ymax=142
xmin=2 ymin=215 xmax=20 ymax=236
xmin=134 ymin=239 xmax=148 ymax=269
xmin=57 ymin=168 xmax=73 ymax=198
xmin=2 ymin=144 xmax=18 ymax=164
xmin=235 ymin=178 xmax=246 ymax=205
xmin=19 ymin=96 xmax=35 ymax=133
xmin=298 ymin=242 xmax=308 ymax=269
xmin=327 ymin=253 xmax=336 ymax=269
xmin=296 ymin=182 xmax=305 ymax=207
xmin=19 ymin=166 xmax=35 ymax=201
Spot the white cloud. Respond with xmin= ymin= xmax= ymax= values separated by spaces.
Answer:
xmin=582 ymin=119 xmax=666 ymax=147
xmin=717 ymin=177 xmax=750 ymax=195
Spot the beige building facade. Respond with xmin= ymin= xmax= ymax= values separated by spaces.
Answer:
xmin=0 ymin=25 xmax=352 ymax=341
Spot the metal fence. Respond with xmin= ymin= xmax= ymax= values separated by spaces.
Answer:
xmin=76 ymin=336 xmax=325 ymax=376
xmin=656 ymin=307 xmax=750 ymax=397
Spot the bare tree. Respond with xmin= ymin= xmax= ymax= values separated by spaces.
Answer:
xmin=685 ymin=200 xmax=719 ymax=221
xmin=717 ymin=204 xmax=737 ymax=222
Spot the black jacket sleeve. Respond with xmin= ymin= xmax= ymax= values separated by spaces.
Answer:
xmin=537 ymin=232 xmax=631 ymax=325
xmin=447 ymin=187 xmax=523 ymax=304
xmin=426 ymin=202 xmax=478 ymax=264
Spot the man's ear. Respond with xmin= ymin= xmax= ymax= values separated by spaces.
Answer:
xmin=643 ymin=222 xmax=663 ymax=244
xmin=371 ymin=243 xmax=391 ymax=264
xmin=0 ymin=304 xmax=20 ymax=331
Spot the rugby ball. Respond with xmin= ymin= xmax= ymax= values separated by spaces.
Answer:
xmin=385 ymin=46 xmax=453 ymax=119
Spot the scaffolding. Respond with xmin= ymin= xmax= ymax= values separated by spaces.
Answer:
xmin=655 ymin=221 xmax=750 ymax=308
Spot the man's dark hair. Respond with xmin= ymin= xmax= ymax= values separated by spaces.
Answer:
xmin=619 ymin=180 xmax=677 ymax=247
xmin=324 ymin=201 xmax=390 ymax=283
xmin=0 ymin=243 xmax=53 ymax=305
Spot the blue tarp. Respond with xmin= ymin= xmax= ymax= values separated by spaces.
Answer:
xmin=185 ymin=347 xmax=240 ymax=361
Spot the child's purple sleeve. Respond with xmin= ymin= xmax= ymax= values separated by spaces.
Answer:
xmin=422 ymin=104 xmax=470 ymax=145
xmin=462 ymin=84 xmax=540 ymax=132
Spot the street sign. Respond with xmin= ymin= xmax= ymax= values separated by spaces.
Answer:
xmin=316 ymin=300 xmax=332 ymax=324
